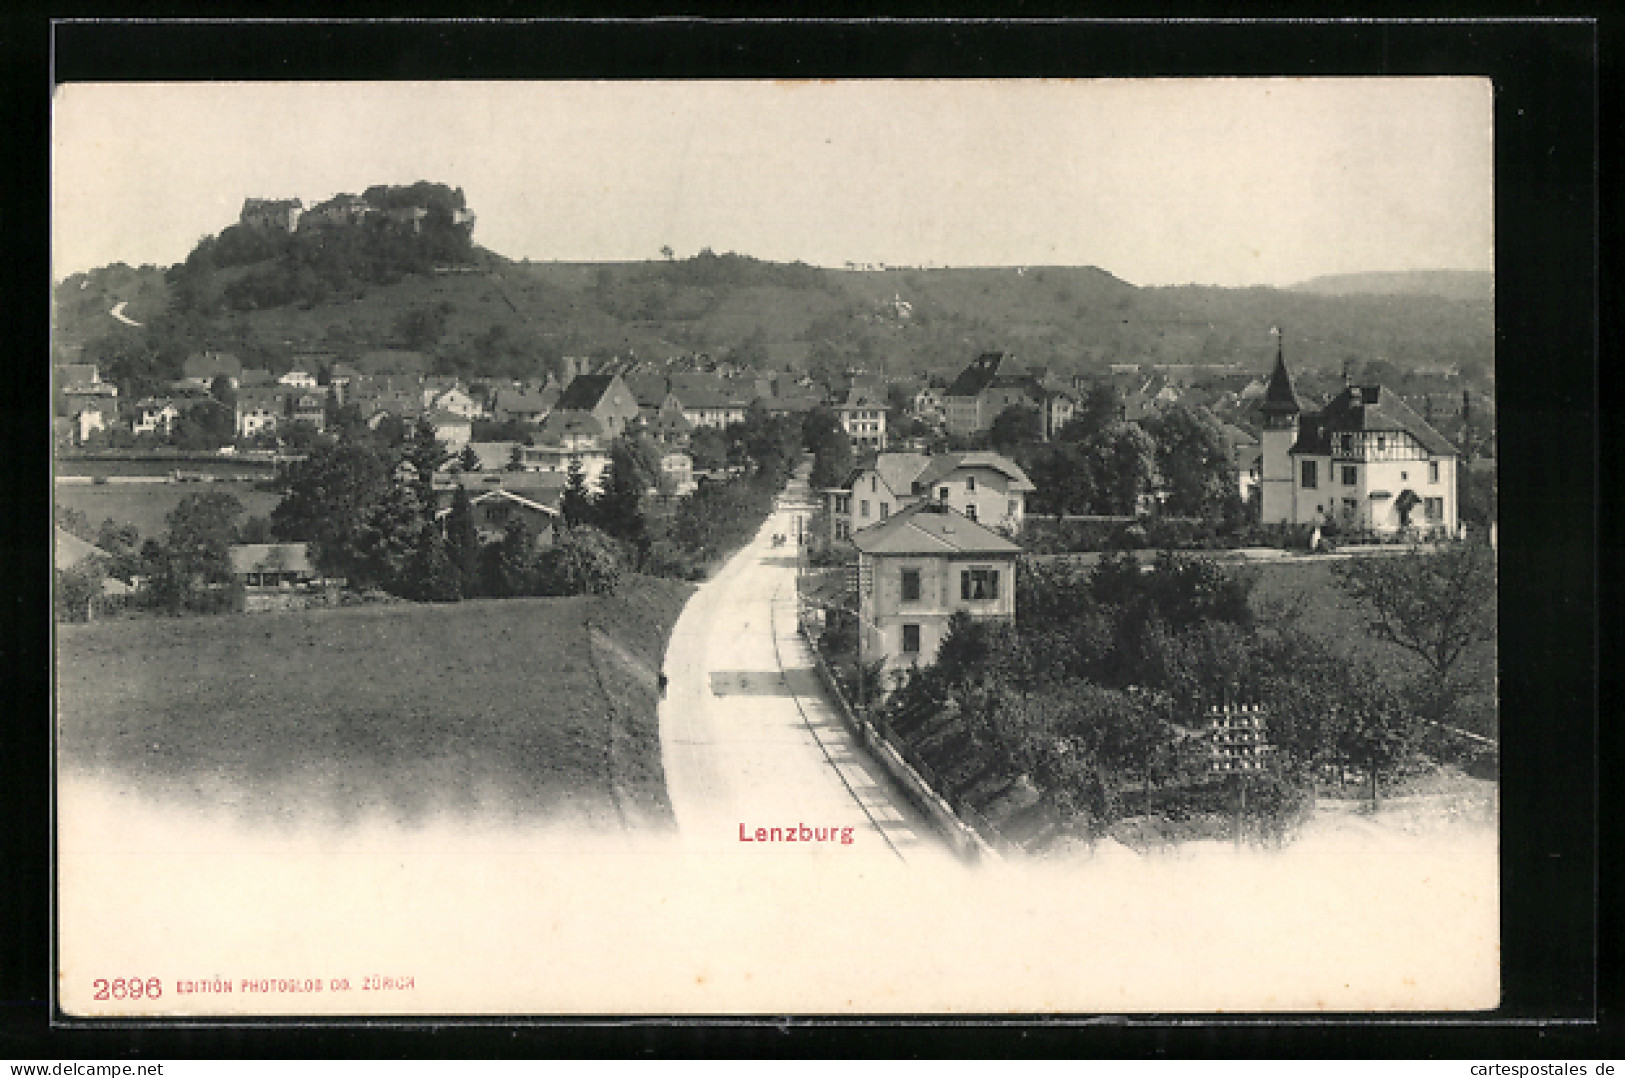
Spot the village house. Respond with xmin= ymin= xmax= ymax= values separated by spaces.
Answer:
xmin=287 ymin=392 xmax=327 ymax=433
xmin=230 ymin=543 xmax=317 ymax=588
xmin=326 ymin=363 xmax=362 ymax=403
xmin=55 ymin=363 xmax=102 ymax=391
xmin=910 ymin=384 xmax=946 ymax=425
xmin=426 ymin=409 xmax=473 ymax=451
xmin=941 ymin=352 xmax=1073 ymax=439
xmin=277 ymin=368 xmax=319 ymax=390
xmin=659 ymin=450 xmax=696 ymax=495
xmin=132 ymin=398 xmax=182 ymax=437
xmin=551 ymin=373 xmax=641 ymax=441
xmin=440 ymin=488 xmax=559 ymax=546
xmin=1217 ymin=421 xmax=1263 ymax=503
xmin=669 ymin=373 xmax=752 ymax=430
xmin=851 ymin=502 xmax=1021 ymax=676
xmin=57 ymin=363 xmax=119 ymax=419
xmin=824 ymin=450 xmax=1035 ymax=544
xmin=647 ymin=393 xmax=694 ymax=446
xmin=72 ymin=400 xmax=118 ymax=445
xmin=837 ymin=385 xmax=889 ymax=451
xmin=178 ymin=351 xmax=242 ymax=391
xmin=427 ymin=384 xmax=484 ymax=421
xmin=1260 ymin=349 xmax=1459 ymax=537
xmin=234 ymin=387 xmax=290 ymax=439
xmin=490 ymin=384 xmax=558 ymax=426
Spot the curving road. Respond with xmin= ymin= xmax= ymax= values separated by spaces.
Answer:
xmin=658 ymin=472 xmax=951 ymax=865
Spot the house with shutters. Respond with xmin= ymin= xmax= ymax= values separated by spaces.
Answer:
xmin=823 ymin=450 xmax=1035 ymax=544
xmin=850 ymin=502 xmax=1021 ymax=675
xmin=836 ymin=385 xmax=888 ymax=450
xmin=1259 ymin=348 xmax=1459 ymax=537
xmin=669 ymin=374 xmax=752 ymax=430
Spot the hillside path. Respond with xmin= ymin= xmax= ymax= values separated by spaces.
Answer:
xmin=658 ymin=473 xmax=951 ymax=865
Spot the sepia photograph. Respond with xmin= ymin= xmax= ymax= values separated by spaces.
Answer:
xmin=52 ymin=76 xmax=1500 ymax=1016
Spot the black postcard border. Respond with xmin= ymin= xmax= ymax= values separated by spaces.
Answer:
xmin=4 ymin=14 xmax=1606 ymax=1060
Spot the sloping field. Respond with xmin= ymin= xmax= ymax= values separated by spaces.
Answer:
xmin=55 ymin=576 xmax=694 ymax=829
xmin=1248 ymin=558 xmax=1498 ymax=738
xmin=55 ymin=481 xmax=283 ymax=545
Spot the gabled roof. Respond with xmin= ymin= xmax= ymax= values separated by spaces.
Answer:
xmin=1292 ymin=385 xmax=1458 ymax=457
xmin=846 ymin=452 xmax=930 ymax=496
xmin=183 ymin=352 xmax=241 ymax=379
xmin=228 ymin=543 xmax=314 ymax=576
xmin=623 ymin=374 xmax=671 ymax=409
xmin=471 ymin=488 xmax=559 ymax=516
xmin=492 ymin=386 xmax=557 ymax=414
xmin=840 ymin=385 xmax=887 ymax=410
xmin=850 ymin=502 xmax=1022 ymax=556
xmin=56 ymin=363 xmax=100 ymax=386
xmin=912 ymin=451 xmax=1037 ymax=494
xmin=537 ymin=410 xmax=607 ymax=443
xmin=945 ymin=352 xmax=1009 ymax=398
xmin=553 ymin=374 xmax=621 ymax=412
xmin=426 ymin=408 xmax=471 ymax=428
xmin=56 ymin=528 xmax=110 ymax=570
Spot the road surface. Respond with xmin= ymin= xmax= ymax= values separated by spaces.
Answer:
xmin=659 ymin=474 xmax=951 ymax=865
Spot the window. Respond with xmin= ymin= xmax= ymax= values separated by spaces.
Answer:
xmin=1429 ymin=460 xmax=1441 ymax=484
xmin=880 ymin=503 xmax=890 ymax=520
xmin=1340 ymin=434 xmax=1353 ymax=454
xmin=1008 ymin=500 xmax=1019 ymax=517
xmin=871 ymin=476 xmax=877 ymax=493
xmin=1424 ymin=497 xmax=1444 ymax=522
xmin=1301 ymin=460 xmax=1318 ymax=489
xmin=902 ymin=624 xmax=921 ymax=654
xmin=939 ymin=487 xmax=949 ymax=503
xmin=966 ymin=475 xmax=976 ymax=492
xmin=1341 ymin=465 xmax=1357 ymax=486
xmin=965 ymin=504 xmax=978 ymax=522
xmin=961 ymin=568 xmax=1000 ymax=602
xmin=860 ymin=500 xmax=870 ymax=519
xmin=1376 ymin=435 xmax=1387 ymax=452
xmin=901 ymin=569 xmax=921 ymax=602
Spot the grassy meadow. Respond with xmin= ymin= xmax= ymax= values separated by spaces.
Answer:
xmin=1248 ymin=558 xmax=1497 ymax=739
xmin=55 ymin=481 xmax=283 ymax=545
xmin=55 ymin=576 xmax=694 ymax=828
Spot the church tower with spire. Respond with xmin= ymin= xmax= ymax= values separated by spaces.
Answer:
xmin=1259 ymin=328 xmax=1302 ymax=524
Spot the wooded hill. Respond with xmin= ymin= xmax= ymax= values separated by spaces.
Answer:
xmin=54 ymin=213 xmax=1494 ymax=398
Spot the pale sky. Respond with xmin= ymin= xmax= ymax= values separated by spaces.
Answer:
xmin=52 ymin=79 xmax=1492 ymax=288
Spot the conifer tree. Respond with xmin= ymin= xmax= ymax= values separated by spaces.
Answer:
xmin=443 ymin=485 xmax=481 ymax=597
xmin=560 ymin=458 xmax=596 ymax=529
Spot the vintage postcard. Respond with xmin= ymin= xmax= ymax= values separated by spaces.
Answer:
xmin=52 ymin=78 xmax=1498 ymax=1016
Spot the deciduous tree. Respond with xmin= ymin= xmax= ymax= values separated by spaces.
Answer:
xmin=1330 ymin=544 xmax=1495 ymax=691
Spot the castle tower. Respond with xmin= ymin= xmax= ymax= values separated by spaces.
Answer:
xmin=1259 ymin=329 xmax=1301 ymax=525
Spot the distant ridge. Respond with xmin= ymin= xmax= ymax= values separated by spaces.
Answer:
xmin=1289 ymin=270 xmax=1492 ymax=303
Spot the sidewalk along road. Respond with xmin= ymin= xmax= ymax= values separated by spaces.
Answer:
xmin=658 ymin=475 xmax=953 ymax=866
